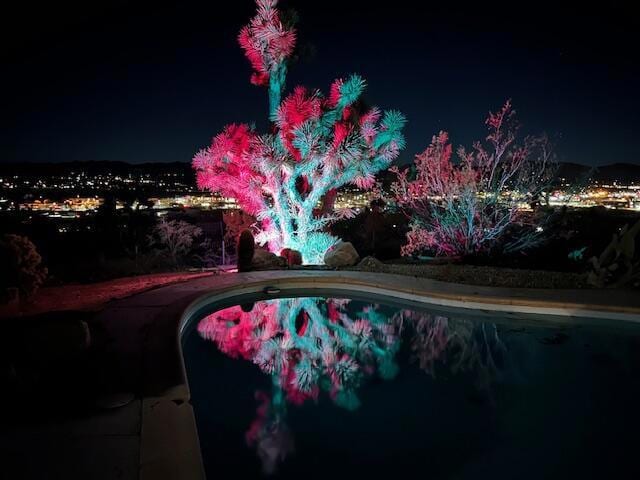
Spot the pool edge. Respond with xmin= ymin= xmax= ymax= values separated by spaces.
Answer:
xmin=166 ymin=270 xmax=639 ymax=480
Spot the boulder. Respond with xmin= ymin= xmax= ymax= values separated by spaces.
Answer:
xmin=280 ymin=248 xmax=303 ymax=267
xmin=252 ymin=248 xmax=287 ymax=270
xmin=356 ymin=256 xmax=388 ymax=272
xmin=324 ymin=241 xmax=360 ymax=268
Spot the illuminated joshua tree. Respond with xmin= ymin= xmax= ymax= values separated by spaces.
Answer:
xmin=193 ymin=0 xmax=406 ymax=263
xmin=391 ymin=101 xmax=555 ymax=257
xmin=198 ymin=298 xmax=401 ymax=472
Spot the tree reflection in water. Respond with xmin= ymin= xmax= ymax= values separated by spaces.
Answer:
xmin=197 ymin=298 xmax=505 ymax=474
xmin=395 ymin=310 xmax=506 ymax=403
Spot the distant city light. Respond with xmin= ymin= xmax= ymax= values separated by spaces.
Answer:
xmin=1 ymin=168 xmax=639 ymax=216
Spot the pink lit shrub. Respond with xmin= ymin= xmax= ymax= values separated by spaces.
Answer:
xmin=391 ymin=101 xmax=555 ymax=257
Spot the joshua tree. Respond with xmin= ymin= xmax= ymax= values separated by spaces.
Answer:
xmin=391 ymin=101 xmax=555 ymax=257
xmin=193 ymin=0 xmax=406 ymax=263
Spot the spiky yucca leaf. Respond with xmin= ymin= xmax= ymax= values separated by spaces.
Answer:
xmin=338 ymin=74 xmax=366 ymax=107
xmin=382 ymin=110 xmax=407 ymax=132
xmin=293 ymin=357 xmax=318 ymax=392
xmin=292 ymin=121 xmax=322 ymax=158
xmin=302 ymin=232 xmax=340 ymax=264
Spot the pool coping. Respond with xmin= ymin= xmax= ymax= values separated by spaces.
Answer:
xmin=157 ymin=269 xmax=640 ymax=480
xmin=179 ymin=271 xmax=640 ymax=334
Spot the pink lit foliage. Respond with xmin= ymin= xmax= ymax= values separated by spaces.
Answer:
xmin=193 ymin=0 xmax=406 ymax=263
xmin=391 ymin=101 xmax=555 ymax=257
xmin=197 ymin=297 xmax=401 ymax=472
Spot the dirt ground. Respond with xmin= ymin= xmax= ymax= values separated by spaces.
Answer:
xmin=2 ymin=271 xmax=215 ymax=318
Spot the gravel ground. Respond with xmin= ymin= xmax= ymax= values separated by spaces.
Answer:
xmin=348 ymin=257 xmax=588 ymax=289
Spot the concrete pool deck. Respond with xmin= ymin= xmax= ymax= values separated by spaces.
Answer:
xmin=5 ymin=270 xmax=640 ymax=479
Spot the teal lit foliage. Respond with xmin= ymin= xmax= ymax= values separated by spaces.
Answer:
xmin=193 ymin=0 xmax=406 ymax=263
xmin=568 ymin=246 xmax=587 ymax=262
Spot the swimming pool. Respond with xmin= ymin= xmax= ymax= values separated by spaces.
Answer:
xmin=180 ymin=293 xmax=640 ymax=479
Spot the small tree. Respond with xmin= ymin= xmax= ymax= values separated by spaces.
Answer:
xmin=153 ymin=218 xmax=202 ymax=267
xmin=193 ymin=0 xmax=406 ymax=263
xmin=391 ymin=101 xmax=555 ymax=257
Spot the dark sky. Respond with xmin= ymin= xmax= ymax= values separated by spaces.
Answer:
xmin=1 ymin=0 xmax=638 ymax=166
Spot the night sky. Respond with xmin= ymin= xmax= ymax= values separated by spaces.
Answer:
xmin=1 ymin=0 xmax=638 ymax=166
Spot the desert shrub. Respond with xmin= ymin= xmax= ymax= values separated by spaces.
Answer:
xmin=391 ymin=102 xmax=556 ymax=257
xmin=0 ymin=234 xmax=48 ymax=299
xmin=588 ymin=219 xmax=640 ymax=288
xmin=152 ymin=218 xmax=203 ymax=267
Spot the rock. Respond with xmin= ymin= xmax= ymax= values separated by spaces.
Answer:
xmin=280 ymin=248 xmax=303 ymax=266
xmin=324 ymin=241 xmax=360 ymax=268
xmin=252 ymin=248 xmax=287 ymax=270
xmin=357 ymin=256 xmax=387 ymax=271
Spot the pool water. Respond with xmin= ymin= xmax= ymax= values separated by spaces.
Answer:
xmin=181 ymin=296 xmax=640 ymax=479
